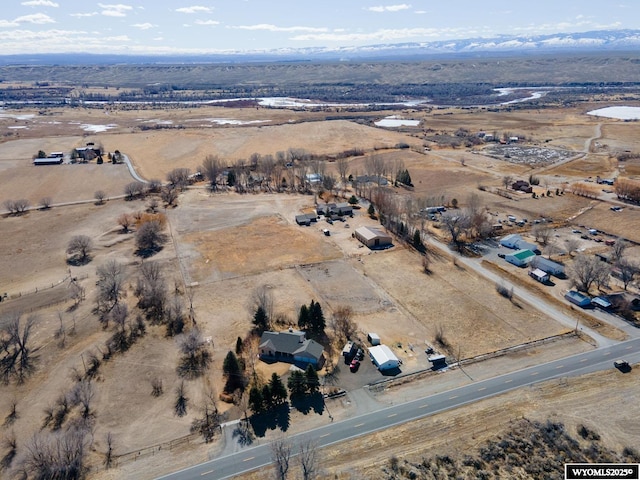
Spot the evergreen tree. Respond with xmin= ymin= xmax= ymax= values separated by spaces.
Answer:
xmin=248 ymin=385 xmax=264 ymax=414
xmin=298 ymin=304 xmax=310 ymax=331
xmin=368 ymin=203 xmax=375 ymax=217
xmin=413 ymin=229 xmax=423 ymax=249
xmin=304 ymin=364 xmax=320 ymax=394
xmin=348 ymin=195 xmax=359 ymax=206
xmin=227 ymin=170 xmax=236 ymax=187
xmin=309 ymin=300 xmax=325 ymax=337
xmin=253 ymin=305 xmax=269 ymax=333
xmin=261 ymin=384 xmax=273 ymax=410
xmin=269 ymin=373 xmax=288 ymax=405
xmin=287 ymin=370 xmax=307 ymax=397
xmin=235 ymin=336 xmax=244 ymax=355
xmin=222 ymin=351 xmax=244 ymax=393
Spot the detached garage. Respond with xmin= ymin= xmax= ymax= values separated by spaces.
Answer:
xmin=354 ymin=226 xmax=392 ymax=249
xmin=369 ymin=345 xmax=400 ymax=371
xmin=505 ymin=249 xmax=536 ymax=267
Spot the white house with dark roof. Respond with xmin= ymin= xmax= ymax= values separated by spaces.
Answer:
xmin=259 ymin=330 xmax=325 ymax=369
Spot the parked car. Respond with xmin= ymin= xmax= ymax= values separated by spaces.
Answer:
xmin=356 ymin=348 xmax=364 ymax=360
xmin=350 ymin=358 xmax=360 ymax=371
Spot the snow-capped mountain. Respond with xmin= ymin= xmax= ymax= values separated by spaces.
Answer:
xmin=1 ymin=29 xmax=639 ymax=65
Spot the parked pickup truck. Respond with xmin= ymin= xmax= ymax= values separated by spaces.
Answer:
xmin=614 ymin=359 xmax=630 ymax=371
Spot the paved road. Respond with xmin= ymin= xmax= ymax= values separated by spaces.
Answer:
xmin=157 ymin=338 xmax=640 ymax=480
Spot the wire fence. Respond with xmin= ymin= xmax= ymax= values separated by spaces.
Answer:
xmin=110 ymin=432 xmax=201 ymax=467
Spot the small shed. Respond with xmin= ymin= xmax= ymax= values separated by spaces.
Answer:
xmin=34 ymin=157 xmax=63 ymax=165
xmin=428 ymin=354 xmax=447 ymax=369
xmin=355 ymin=226 xmax=392 ymax=249
xmin=500 ymin=234 xmax=522 ymax=249
xmin=367 ymin=333 xmax=381 ymax=346
xmin=368 ymin=345 xmax=400 ymax=371
xmin=505 ymin=249 xmax=536 ymax=267
xmin=564 ymin=290 xmax=591 ymax=308
xmin=531 ymin=257 xmax=565 ymax=276
xmin=529 ymin=268 xmax=550 ymax=283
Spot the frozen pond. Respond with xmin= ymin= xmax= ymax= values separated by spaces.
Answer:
xmin=375 ymin=116 xmax=420 ymax=127
xmin=587 ymin=106 xmax=640 ymax=120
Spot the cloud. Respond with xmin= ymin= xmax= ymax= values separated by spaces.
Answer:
xmin=21 ymin=0 xmax=59 ymax=6
xmin=70 ymin=12 xmax=98 ymax=18
xmin=231 ymin=23 xmax=329 ymax=33
xmin=291 ymin=27 xmax=469 ymax=43
xmin=131 ymin=23 xmax=155 ymax=30
xmin=0 ymin=20 xmax=19 ymax=28
xmin=98 ymin=3 xmax=133 ymax=17
xmin=367 ymin=4 xmax=411 ymax=12
xmin=176 ymin=6 xmax=213 ymax=14
xmin=15 ymin=13 xmax=56 ymax=24
xmin=195 ymin=19 xmax=220 ymax=26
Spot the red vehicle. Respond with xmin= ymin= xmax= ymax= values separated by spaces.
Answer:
xmin=350 ymin=358 xmax=360 ymax=371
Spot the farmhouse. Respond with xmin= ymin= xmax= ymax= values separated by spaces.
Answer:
xmin=511 ymin=180 xmax=533 ymax=193
xmin=354 ymin=226 xmax=392 ymax=249
xmin=515 ymin=239 xmax=540 ymax=254
xmin=531 ymin=256 xmax=565 ymax=276
xmin=258 ymin=330 xmax=325 ymax=369
xmin=564 ymin=290 xmax=591 ymax=308
xmin=295 ymin=213 xmax=317 ymax=226
xmin=500 ymin=233 xmax=522 ymax=249
xmin=368 ymin=345 xmax=400 ymax=371
xmin=505 ymin=249 xmax=536 ymax=267
xmin=316 ymin=202 xmax=353 ymax=217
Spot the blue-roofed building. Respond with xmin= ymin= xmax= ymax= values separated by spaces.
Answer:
xmin=564 ymin=290 xmax=591 ymax=308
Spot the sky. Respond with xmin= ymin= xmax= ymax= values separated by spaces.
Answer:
xmin=0 ymin=1 xmax=637 ymax=55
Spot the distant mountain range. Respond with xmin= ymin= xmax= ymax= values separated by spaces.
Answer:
xmin=1 ymin=29 xmax=640 ymax=65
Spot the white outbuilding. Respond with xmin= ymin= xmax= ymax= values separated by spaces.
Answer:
xmin=368 ymin=345 xmax=400 ymax=371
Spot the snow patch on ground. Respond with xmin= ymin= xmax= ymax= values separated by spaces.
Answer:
xmin=587 ymin=106 xmax=640 ymax=120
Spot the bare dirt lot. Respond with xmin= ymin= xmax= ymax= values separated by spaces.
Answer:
xmin=2 ymin=98 xmax=640 ymax=480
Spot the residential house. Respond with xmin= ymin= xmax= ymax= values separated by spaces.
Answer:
xmin=505 ymin=249 xmax=536 ymax=267
xmin=259 ymin=330 xmax=325 ymax=369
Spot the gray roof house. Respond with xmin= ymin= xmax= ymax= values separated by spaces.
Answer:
xmin=259 ymin=330 xmax=325 ymax=369
xmin=531 ymin=256 xmax=565 ymax=276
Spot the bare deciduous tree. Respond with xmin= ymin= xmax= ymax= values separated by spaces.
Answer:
xmin=150 ymin=377 xmax=164 ymax=397
xmin=93 ymin=190 xmax=107 ymax=205
xmin=66 ymin=235 xmax=93 ymax=265
xmin=70 ymin=379 xmax=95 ymax=419
xmin=39 ymin=197 xmax=53 ymax=209
xmin=135 ymin=261 xmax=167 ymax=324
xmin=1 ymin=313 xmax=37 ymax=384
xmin=22 ymin=425 xmax=90 ymax=479
xmin=336 ymin=157 xmax=349 ymax=184
xmin=190 ymin=387 xmax=222 ymax=443
xmin=147 ymin=197 xmax=159 ymax=213
xmin=135 ymin=220 xmax=166 ymax=256
xmin=271 ymin=436 xmax=292 ymax=480
xmin=611 ymin=240 xmax=628 ymax=265
xmin=441 ymin=211 xmax=470 ymax=252
xmin=95 ymin=260 xmax=126 ymax=321
xmin=167 ymin=168 xmax=191 ymax=190
xmin=365 ymin=154 xmax=387 ymax=186
xmin=104 ymin=432 xmax=114 ymax=469
xmin=4 ymin=199 xmax=30 ymax=215
xmin=124 ymin=181 xmax=144 ymax=200
xmin=502 ymin=175 xmax=514 ymax=189
xmin=298 ymin=438 xmax=320 ymax=480
xmin=252 ymin=285 xmax=274 ymax=326
xmin=330 ymin=306 xmax=357 ymax=343
xmin=1 ymin=429 xmax=17 ymax=470
xmin=532 ymin=224 xmax=553 ymax=246
xmin=201 ymin=155 xmax=222 ymax=191
xmin=174 ymin=381 xmax=188 ymax=417
xmin=568 ymin=254 xmax=610 ymax=292
xmin=160 ymin=186 xmax=179 ymax=206
xmin=617 ymin=258 xmax=639 ymax=290
xmin=117 ymin=213 xmax=133 ymax=233
xmin=564 ymin=238 xmax=580 ymax=256
xmin=177 ymin=329 xmax=211 ymax=379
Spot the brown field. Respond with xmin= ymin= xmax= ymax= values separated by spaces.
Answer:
xmin=1 ymin=96 xmax=640 ymax=480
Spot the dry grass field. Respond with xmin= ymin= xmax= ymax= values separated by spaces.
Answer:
xmin=1 ymin=94 xmax=640 ymax=480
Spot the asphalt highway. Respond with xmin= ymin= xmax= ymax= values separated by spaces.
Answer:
xmin=157 ymin=337 xmax=640 ymax=480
